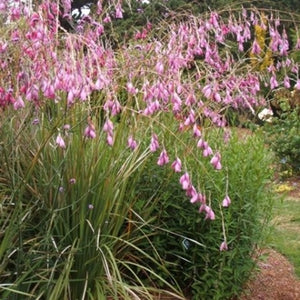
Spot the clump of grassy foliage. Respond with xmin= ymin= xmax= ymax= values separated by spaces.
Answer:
xmin=0 ymin=103 xmax=184 ymax=299
xmin=132 ymin=125 xmax=275 ymax=299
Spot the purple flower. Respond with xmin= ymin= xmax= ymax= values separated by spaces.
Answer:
xmin=190 ymin=190 xmax=201 ymax=204
xmin=103 ymin=119 xmax=114 ymax=134
xmin=115 ymin=4 xmax=123 ymax=19
xmin=251 ymin=39 xmax=261 ymax=54
xmin=295 ymin=79 xmax=300 ymax=90
xmin=283 ymin=75 xmax=291 ymax=89
xmin=202 ymin=84 xmax=212 ymax=98
xmin=155 ymin=61 xmax=164 ymax=74
xmin=171 ymin=157 xmax=182 ymax=173
xmin=200 ymin=205 xmax=215 ymax=220
xmin=157 ymin=149 xmax=169 ymax=166
xmin=220 ymin=241 xmax=228 ymax=251
xmin=69 ymin=178 xmax=76 ymax=184
xmin=179 ymin=172 xmax=191 ymax=190
xmin=222 ymin=195 xmax=231 ymax=207
xmin=13 ymin=96 xmax=25 ymax=110
xmin=126 ymin=82 xmax=138 ymax=95
xmin=186 ymin=185 xmax=197 ymax=197
xmin=106 ymin=134 xmax=114 ymax=146
xmin=203 ymin=146 xmax=213 ymax=157
xmin=150 ymin=134 xmax=160 ymax=152
xmin=210 ymin=152 xmax=222 ymax=170
xmin=127 ymin=135 xmax=138 ymax=150
xmin=270 ymin=75 xmax=279 ymax=90
xmin=193 ymin=124 xmax=201 ymax=138
xmin=64 ymin=124 xmax=71 ymax=131
xmin=32 ymin=118 xmax=39 ymax=125
xmin=84 ymin=123 xmax=96 ymax=139
xmin=56 ymin=134 xmax=66 ymax=149
xmin=197 ymin=138 xmax=206 ymax=149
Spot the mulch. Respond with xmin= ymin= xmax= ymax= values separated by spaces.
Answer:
xmin=239 ymin=249 xmax=300 ymax=300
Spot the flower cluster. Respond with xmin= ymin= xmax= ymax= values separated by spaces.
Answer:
xmin=1 ymin=1 xmax=299 ymax=251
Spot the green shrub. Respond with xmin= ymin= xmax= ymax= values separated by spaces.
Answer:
xmin=0 ymin=105 xmax=274 ymax=299
xmin=264 ymin=98 xmax=300 ymax=175
xmin=133 ymin=127 xmax=274 ymax=300
xmin=0 ymin=104 xmax=184 ymax=299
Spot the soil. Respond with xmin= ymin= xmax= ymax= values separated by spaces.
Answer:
xmin=239 ymin=249 xmax=300 ymax=300
xmin=239 ymin=176 xmax=300 ymax=300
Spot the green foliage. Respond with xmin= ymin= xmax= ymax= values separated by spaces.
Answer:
xmin=0 ymin=104 xmax=184 ymax=299
xmin=264 ymin=99 xmax=300 ymax=175
xmin=133 ymin=126 xmax=274 ymax=299
xmin=103 ymin=0 xmax=300 ymax=45
xmin=267 ymin=196 xmax=300 ymax=278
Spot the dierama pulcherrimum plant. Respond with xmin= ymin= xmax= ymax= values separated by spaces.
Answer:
xmin=0 ymin=0 xmax=298 ymax=260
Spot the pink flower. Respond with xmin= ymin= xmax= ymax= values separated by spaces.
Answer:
xmin=64 ymin=124 xmax=71 ymax=131
xmin=199 ymin=204 xmax=206 ymax=213
xmin=103 ymin=119 xmax=114 ymax=135
xmin=190 ymin=190 xmax=201 ymax=204
xmin=13 ymin=96 xmax=25 ymax=110
xmin=115 ymin=4 xmax=123 ymax=19
xmin=203 ymin=146 xmax=213 ymax=157
xmin=209 ymin=12 xmax=219 ymax=28
xmin=251 ymin=39 xmax=261 ymax=54
xmin=157 ymin=149 xmax=169 ymax=166
xmin=106 ymin=134 xmax=114 ymax=146
xmin=0 ymin=41 xmax=7 ymax=54
xmin=32 ymin=118 xmax=39 ymax=125
xmin=200 ymin=205 xmax=215 ymax=220
xmin=171 ymin=157 xmax=182 ymax=173
xmin=67 ymin=90 xmax=75 ymax=106
xmin=103 ymin=14 xmax=111 ymax=23
xmin=179 ymin=172 xmax=191 ymax=190
xmin=127 ymin=135 xmax=138 ymax=150
xmin=84 ymin=123 xmax=96 ymax=139
xmin=270 ymin=75 xmax=278 ymax=90
xmin=96 ymin=1 xmax=102 ymax=14
xmin=222 ymin=195 xmax=231 ymax=207
xmin=213 ymin=92 xmax=221 ymax=103
xmin=111 ymin=100 xmax=121 ymax=116
xmin=202 ymin=84 xmax=212 ymax=98
xmin=295 ymin=79 xmax=300 ymax=90
xmin=56 ymin=134 xmax=66 ymax=149
xmin=126 ymin=82 xmax=138 ymax=95
xmin=155 ymin=61 xmax=164 ymax=74
xmin=220 ymin=241 xmax=228 ymax=251
xmin=197 ymin=138 xmax=206 ymax=149
xmin=150 ymin=133 xmax=160 ymax=152
xmin=210 ymin=152 xmax=222 ymax=170
xmin=186 ymin=185 xmax=196 ymax=197
xmin=193 ymin=124 xmax=201 ymax=137
xmin=283 ymin=75 xmax=291 ymax=89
